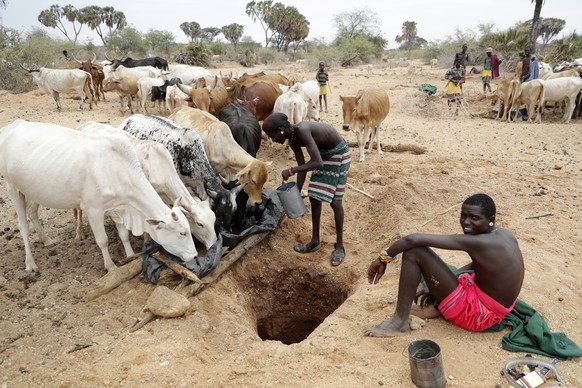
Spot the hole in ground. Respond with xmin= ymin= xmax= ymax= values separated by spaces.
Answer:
xmin=242 ymin=265 xmax=352 ymax=345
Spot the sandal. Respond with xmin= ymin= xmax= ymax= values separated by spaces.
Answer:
xmin=293 ymin=242 xmax=321 ymax=253
xmin=331 ymin=243 xmax=345 ymax=266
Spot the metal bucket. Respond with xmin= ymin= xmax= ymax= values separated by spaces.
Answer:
xmin=276 ymin=182 xmax=306 ymax=219
xmin=408 ymin=339 xmax=446 ymax=388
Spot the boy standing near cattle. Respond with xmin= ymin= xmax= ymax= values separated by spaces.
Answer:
xmin=316 ymin=61 xmax=330 ymax=113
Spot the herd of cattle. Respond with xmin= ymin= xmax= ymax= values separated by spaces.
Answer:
xmin=2 ymin=54 xmax=581 ymax=273
xmin=494 ymin=59 xmax=582 ymax=123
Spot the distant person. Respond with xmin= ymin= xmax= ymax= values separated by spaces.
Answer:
xmin=520 ymin=46 xmax=539 ymax=83
xmin=482 ymin=47 xmax=502 ymax=93
xmin=454 ymin=44 xmax=470 ymax=68
xmin=316 ymin=61 xmax=330 ymax=113
xmin=363 ymin=193 xmax=525 ymax=337
xmin=444 ymin=58 xmax=466 ymax=113
xmin=518 ymin=46 xmax=540 ymax=120
xmin=262 ymin=113 xmax=351 ymax=266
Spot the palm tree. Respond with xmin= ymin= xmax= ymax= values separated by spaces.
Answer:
xmin=529 ymin=0 xmax=545 ymax=53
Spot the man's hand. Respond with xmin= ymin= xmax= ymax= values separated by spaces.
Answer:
xmin=281 ymin=168 xmax=292 ymax=181
xmin=367 ymin=259 xmax=386 ymax=284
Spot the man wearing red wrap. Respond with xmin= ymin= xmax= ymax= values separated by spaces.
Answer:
xmin=363 ymin=193 xmax=525 ymax=336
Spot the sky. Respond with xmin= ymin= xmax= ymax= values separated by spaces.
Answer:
xmin=0 ymin=0 xmax=578 ymax=49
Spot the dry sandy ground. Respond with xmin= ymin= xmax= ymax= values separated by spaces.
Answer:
xmin=0 ymin=61 xmax=581 ymax=387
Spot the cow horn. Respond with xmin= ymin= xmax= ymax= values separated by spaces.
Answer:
xmin=177 ymin=83 xmax=192 ymax=95
xmin=71 ymin=53 xmax=83 ymax=64
xmin=19 ymin=63 xmax=32 ymax=72
xmin=91 ymin=52 xmax=97 ymax=64
xmin=208 ymin=75 xmax=218 ymax=92
xmin=104 ymin=52 xmax=114 ymax=62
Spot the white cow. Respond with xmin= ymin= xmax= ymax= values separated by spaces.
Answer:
xmin=511 ymin=79 xmax=544 ymax=123
xmin=22 ymin=66 xmax=94 ymax=111
xmin=540 ymin=77 xmax=582 ymax=123
xmin=273 ymin=90 xmax=319 ymax=124
xmin=289 ymin=80 xmax=319 ymax=107
xmin=166 ymin=84 xmax=189 ymax=112
xmin=166 ymin=64 xmax=212 ymax=84
xmin=0 ymin=119 xmax=197 ymax=272
xmin=76 ymin=122 xmax=218 ymax=249
xmin=109 ymin=64 xmax=162 ymax=80
xmin=137 ymin=76 xmax=165 ymax=114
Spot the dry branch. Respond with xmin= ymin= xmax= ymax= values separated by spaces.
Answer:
xmin=346 ymin=141 xmax=426 ymax=154
xmin=347 ymin=183 xmax=374 ymax=199
xmin=178 ymin=231 xmax=270 ymax=298
xmin=151 ymin=252 xmax=202 ymax=283
xmin=83 ymin=257 xmax=143 ymax=302
xmin=525 ymin=213 xmax=554 ymax=220
xmin=412 ymin=202 xmax=463 ymax=229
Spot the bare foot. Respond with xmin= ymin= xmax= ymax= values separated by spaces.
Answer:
xmin=410 ymin=304 xmax=441 ymax=320
xmin=362 ymin=318 xmax=409 ymax=337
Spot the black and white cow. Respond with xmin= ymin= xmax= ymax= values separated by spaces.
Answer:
xmin=119 ymin=114 xmax=237 ymax=231
xmin=151 ymin=77 xmax=182 ymax=108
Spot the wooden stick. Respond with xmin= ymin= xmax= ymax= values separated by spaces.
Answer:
xmin=84 ymin=257 xmax=143 ymax=302
xmin=179 ymin=231 xmax=270 ymax=298
xmin=525 ymin=213 xmax=554 ymax=220
xmin=413 ymin=202 xmax=463 ymax=229
xmin=151 ymin=252 xmax=202 ymax=283
xmin=347 ymin=182 xmax=374 ymax=199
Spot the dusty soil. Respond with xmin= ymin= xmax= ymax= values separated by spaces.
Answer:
xmin=1 ymin=61 xmax=581 ymax=387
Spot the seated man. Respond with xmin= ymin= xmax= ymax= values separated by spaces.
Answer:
xmin=363 ymin=193 xmax=525 ymax=337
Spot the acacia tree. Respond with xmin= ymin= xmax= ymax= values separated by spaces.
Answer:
xmin=222 ymin=23 xmax=244 ymax=49
xmin=267 ymin=4 xmax=309 ymax=52
xmin=201 ymin=27 xmax=221 ymax=42
xmin=333 ymin=7 xmax=381 ymax=39
xmin=536 ymin=17 xmax=566 ymax=47
xmin=245 ymin=0 xmax=274 ymax=47
xmin=83 ymin=6 xmax=126 ymax=46
xmin=38 ymin=4 xmax=87 ymax=43
xmin=333 ymin=7 xmax=386 ymax=58
xmin=180 ymin=21 xmax=201 ymax=42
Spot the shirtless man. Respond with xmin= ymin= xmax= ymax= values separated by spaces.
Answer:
xmin=263 ymin=112 xmax=351 ymax=266
xmin=363 ymin=193 xmax=524 ymax=337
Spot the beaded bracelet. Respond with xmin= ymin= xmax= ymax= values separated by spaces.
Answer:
xmin=288 ymin=167 xmax=295 ymax=176
xmin=377 ymin=247 xmax=397 ymax=264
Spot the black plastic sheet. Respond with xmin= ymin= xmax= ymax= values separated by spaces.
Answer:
xmin=142 ymin=189 xmax=283 ymax=283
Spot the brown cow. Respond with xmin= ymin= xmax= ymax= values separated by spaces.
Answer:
xmin=176 ymin=76 xmax=229 ymax=117
xmin=227 ymin=80 xmax=282 ymax=121
xmin=72 ymin=53 xmax=105 ymax=102
xmin=340 ymin=88 xmax=390 ymax=163
xmin=168 ymin=107 xmax=269 ymax=206
xmin=224 ymin=71 xmax=291 ymax=88
xmin=494 ymin=78 xmax=520 ymax=121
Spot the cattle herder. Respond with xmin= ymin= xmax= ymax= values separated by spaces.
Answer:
xmin=263 ymin=113 xmax=351 ymax=266
xmin=316 ymin=61 xmax=330 ymax=113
